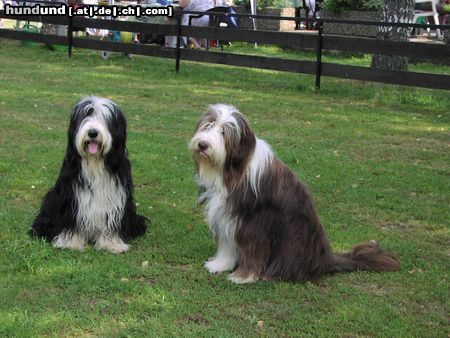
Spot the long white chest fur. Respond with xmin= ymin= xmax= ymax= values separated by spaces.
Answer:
xmin=200 ymin=178 xmax=239 ymax=275
xmin=204 ymin=186 xmax=236 ymax=243
xmin=75 ymin=159 xmax=126 ymax=237
xmin=196 ymin=161 xmax=237 ymax=244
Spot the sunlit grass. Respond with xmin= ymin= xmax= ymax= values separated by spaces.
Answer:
xmin=0 ymin=39 xmax=449 ymax=336
xmin=227 ymin=42 xmax=450 ymax=75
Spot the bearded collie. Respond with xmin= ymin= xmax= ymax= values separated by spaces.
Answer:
xmin=29 ymin=97 xmax=148 ymax=253
xmin=189 ymin=104 xmax=399 ymax=283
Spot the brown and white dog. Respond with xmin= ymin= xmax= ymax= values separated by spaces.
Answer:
xmin=189 ymin=104 xmax=399 ymax=284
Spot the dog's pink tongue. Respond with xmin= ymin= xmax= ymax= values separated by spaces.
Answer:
xmin=88 ymin=142 xmax=99 ymax=154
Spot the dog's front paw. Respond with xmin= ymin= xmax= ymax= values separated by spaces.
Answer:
xmin=53 ymin=232 xmax=86 ymax=251
xmin=95 ymin=235 xmax=130 ymax=254
xmin=105 ymin=242 xmax=130 ymax=254
xmin=204 ymin=259 xmax=234 ymax=274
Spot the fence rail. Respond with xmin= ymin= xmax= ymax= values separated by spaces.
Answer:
xmin=0 ymin=9 xmax=449 ymax=90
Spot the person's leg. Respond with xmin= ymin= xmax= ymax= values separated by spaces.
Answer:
xmin=295 ymin=7 xmax=301 ymax=29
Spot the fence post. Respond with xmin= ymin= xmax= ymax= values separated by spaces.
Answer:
xmin=315 ymin=21 xmax=323 ymax=90
xmin=67 ymin=16 xmax=73 ymax=58
xmin=175 ymin=13 xmax=182 ymax=73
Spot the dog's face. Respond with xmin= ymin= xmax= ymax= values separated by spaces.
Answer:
xmin=190 ymin=104 xmax=256 ymax=187
xmin=71 ymin=97 xmax=119 ymax=158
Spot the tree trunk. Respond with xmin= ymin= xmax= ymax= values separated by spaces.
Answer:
xmin=445 ymin=15 xmax=450 ymax=45
xmin=371 ymin=0 xmax=415 ymax=71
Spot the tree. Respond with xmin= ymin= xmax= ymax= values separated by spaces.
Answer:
xmin=371 ymin=0 xmax=415 ymax=71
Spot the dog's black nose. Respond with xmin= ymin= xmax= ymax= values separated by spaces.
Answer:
xmin=88 ymin=129 xmax=98 ymax=138
xmin=198 ymin=141 xmax=209 ymax=151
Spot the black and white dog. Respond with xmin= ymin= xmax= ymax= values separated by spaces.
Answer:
xmin=29 ymin=97 xmax=148 ymax=253
xmin=190 ymin=104 xmax=399 ymax=284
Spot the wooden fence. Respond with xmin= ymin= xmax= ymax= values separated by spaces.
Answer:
xmin=0 ymin=8 xmax=449 ymax=90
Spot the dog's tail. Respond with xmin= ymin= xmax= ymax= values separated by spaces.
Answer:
xmin=328 ymin=240 xmax=399 ymax=274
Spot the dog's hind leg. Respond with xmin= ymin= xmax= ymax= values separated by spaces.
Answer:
xmin=228 ymin=268 xmax=258 ymax=284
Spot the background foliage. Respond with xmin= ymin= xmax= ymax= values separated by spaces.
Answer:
xmin=323 ymin=0 xmax=384 ymax=13
xmin=232 ymin=0 xmax=384 ymax=11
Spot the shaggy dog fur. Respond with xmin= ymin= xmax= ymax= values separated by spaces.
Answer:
xmin=190 ymin=104 xmax=399 ymax=283
xmin=29 ymin=97 xmax=148 ymax=253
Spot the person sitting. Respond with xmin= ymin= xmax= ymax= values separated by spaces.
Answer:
xmin=295 ymin=0 xmax=320 ymax=30
xmin=179 ymin=0 xmax=216 ymax=48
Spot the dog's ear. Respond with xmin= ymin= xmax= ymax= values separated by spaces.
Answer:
xmin=67 ymin=99 xmax=92 ymax=152
xmin=108 ymin=104 xmax=127 ymax=149
xmin=105 ymin=105 xmax=129 ymax=176
xmin=223 ymin=112 xmax=256 ymax=189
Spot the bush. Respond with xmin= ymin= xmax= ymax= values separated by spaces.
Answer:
xmin=234 ymin=0 xmax=293 ymax=11
xmin=323 ymin=0 xmax=383 ymax=13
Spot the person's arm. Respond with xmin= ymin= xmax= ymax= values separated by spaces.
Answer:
xmin=179 ymin=0 xmax=191 ymax=8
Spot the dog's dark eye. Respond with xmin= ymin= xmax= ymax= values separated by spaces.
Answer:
xmin=85 ymin=108 xmax=94 ymax=117
xmin=220 ymin=128 xmax=225 ymax=135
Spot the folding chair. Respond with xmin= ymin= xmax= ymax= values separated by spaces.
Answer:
xmin=413 ymin=0 xmax=442 ymax=38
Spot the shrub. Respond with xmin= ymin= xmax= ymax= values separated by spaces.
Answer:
xmin=234 ymin=0 xmax=294 ymax=11
xmin=323 ymin=0 xmax=384 ymax=13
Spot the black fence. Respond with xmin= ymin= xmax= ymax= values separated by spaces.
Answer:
xmin=0 ymin=6 xmax=449 ymax=90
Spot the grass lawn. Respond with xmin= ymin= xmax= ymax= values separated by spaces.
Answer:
xmin=0 ymin=39 xmax=449 ymax=337
xmin=227 ymin=42 xmax=450 ymax=76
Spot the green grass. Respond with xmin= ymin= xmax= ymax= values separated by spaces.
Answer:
xmin=0 ymin=39 xmax=449 ymax=337
xmin=227 ymin=42 xmax=450 ymax=75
